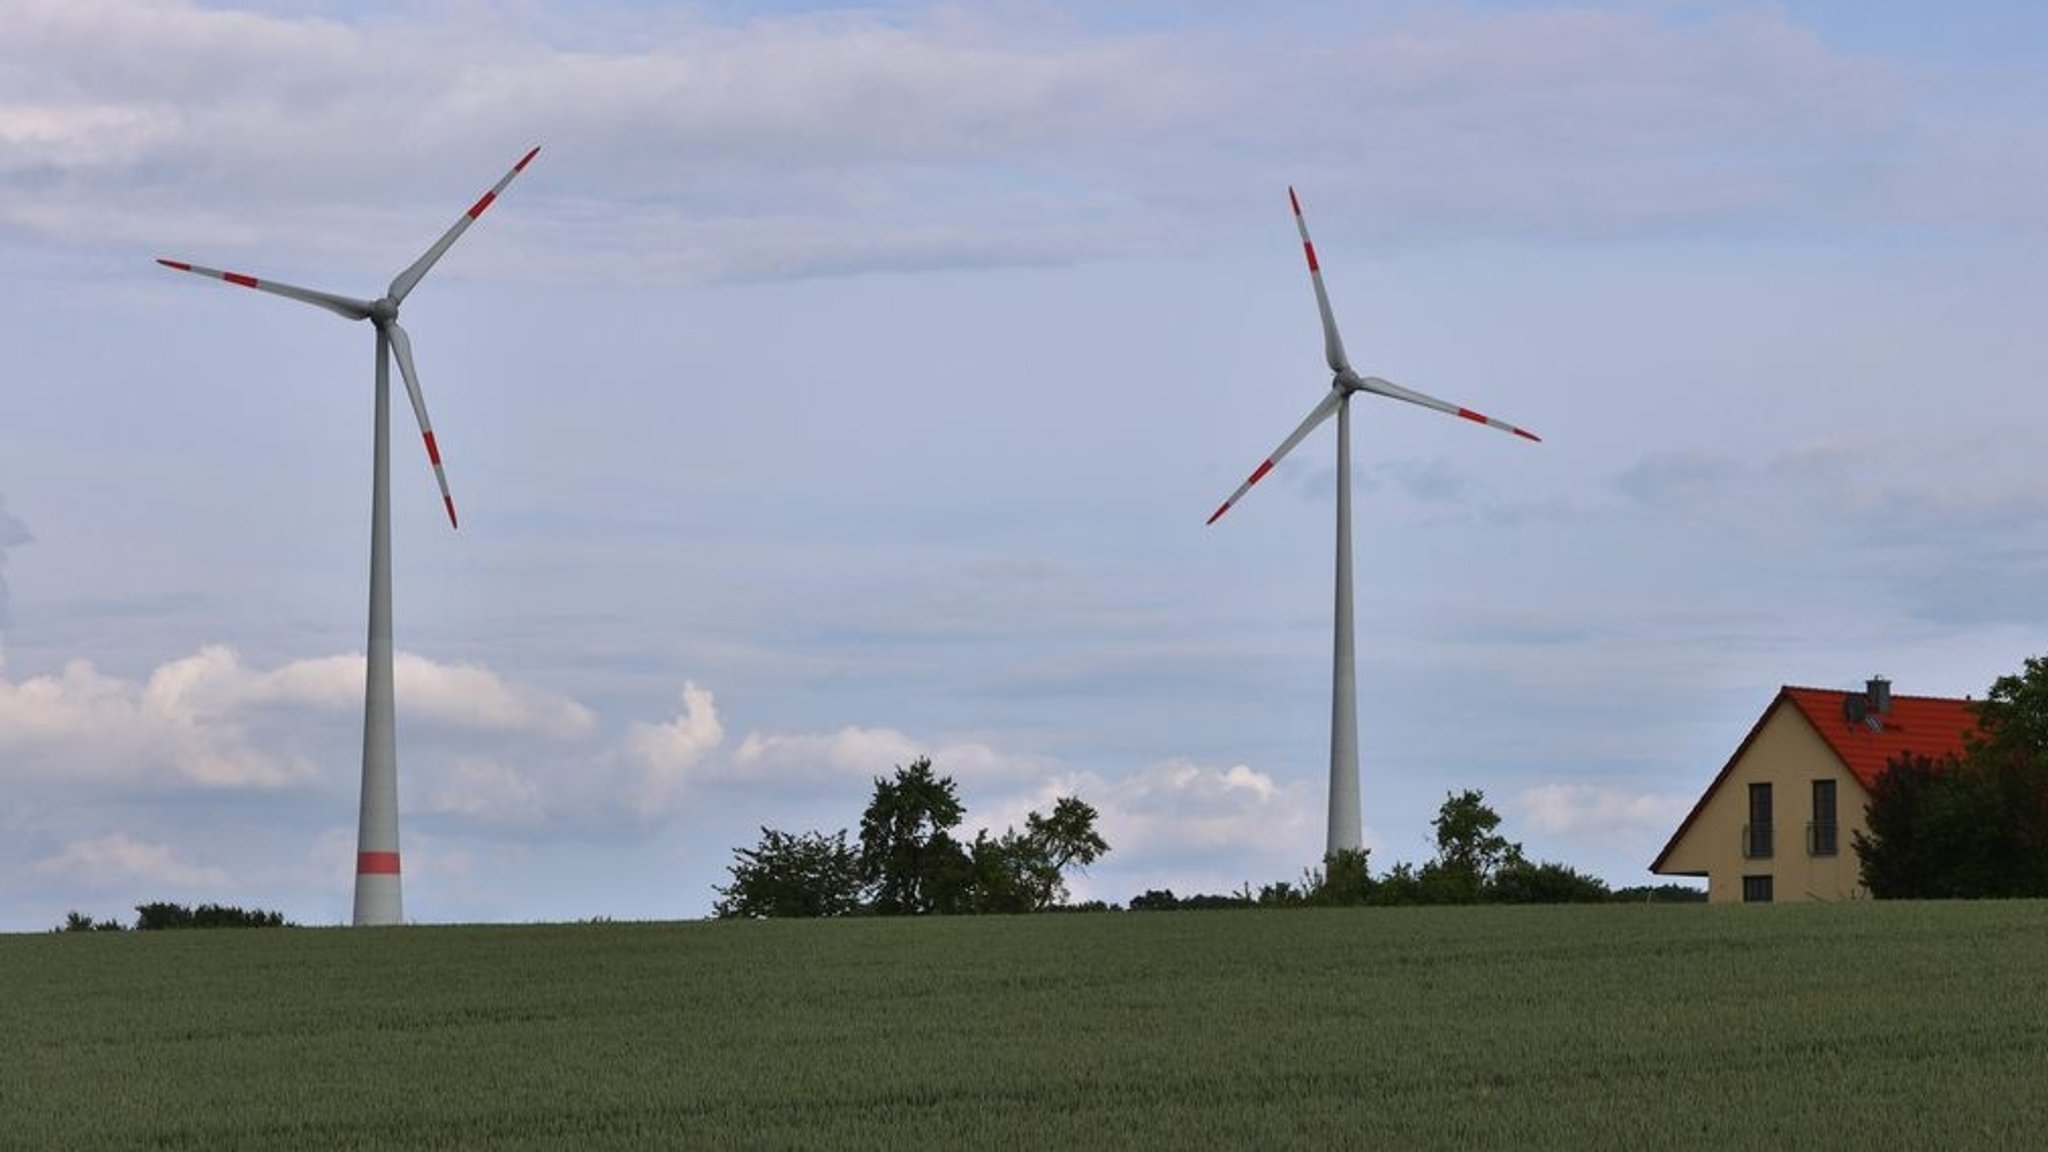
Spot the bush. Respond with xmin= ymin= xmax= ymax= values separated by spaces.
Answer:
xmin=1488 ymin=861 xmax=1611 ymax=904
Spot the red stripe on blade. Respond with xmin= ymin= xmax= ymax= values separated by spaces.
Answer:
xmin=444 ymin=496 xmax=459 ymax=528
xmin=157 ymin=259 xmax=192 ymax=270
xmin=515 ymin=146 xmax=540 ymax=171
xmin=422 ymin=431 xmax=442 ymax=465
xmin=467 ymin=190 xmax=497 ymax=219
xmin=1248 ymin=459 xmax=1275 ymax=485
xmin=357 ymin=851 xmax=401 ymax=875
xmin=224 ymin=272 xmax=259 ymax=288
xmin=1289 ymin=187 xmax=1302 ymax=216
xmin=1455 ymin=408 xmax=1487 ymax=425
xmin=1206 ymin=503 xmax=1232 ymax=525
xmin=1514 ymin=428 xmax=1541 ymax=442
xmin=1302 ymin=241 xmax=1319 ymax=273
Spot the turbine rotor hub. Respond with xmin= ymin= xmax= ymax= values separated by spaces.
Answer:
xmin=369 ymin=297 xmax=398 ymax=323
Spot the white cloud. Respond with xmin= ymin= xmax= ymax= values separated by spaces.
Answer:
xmin=0 ymin=652 xmax=311 ymax=787
xmin=0 ymin=645 xmax=595 ymax=792
xmin=262 ymin=651 xmax=597 ymax=737
xmin=35 ymin=832 xmax=231 ymax=891
xmin=1513 ymin=782 xmax=1693 ymax=843
xmin=949 ymin=757 xmax=1320 ymax=875
xmin=729 ymin=724 xmax=1050 ymax=787
xmin=627 ymin=681 xmax=725 ymax=815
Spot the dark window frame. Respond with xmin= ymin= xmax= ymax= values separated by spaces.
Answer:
xmin=1742 ymin=874 xmax=1774 ymax=903
xmin=1743 ymin=782 xmax=1774 ymax=859
xmin=1809 ymin=779 xmax=1839 ymax=857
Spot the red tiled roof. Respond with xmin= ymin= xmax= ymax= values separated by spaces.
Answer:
xmin=1778 ymin=687 xmax=1979 ymax=791
xmin=1650 ymin=685 xmax=1980 ymax=875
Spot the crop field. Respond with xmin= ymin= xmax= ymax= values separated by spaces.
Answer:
xmin=5 ymin=902 xmax=2047 ymax=1150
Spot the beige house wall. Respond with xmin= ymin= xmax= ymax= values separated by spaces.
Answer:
xmin=1657 ymin=703 xmax=1872 ymax=903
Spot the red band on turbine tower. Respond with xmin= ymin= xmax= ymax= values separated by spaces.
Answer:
xmin=358 ymin=851 xmax=402 ymax=875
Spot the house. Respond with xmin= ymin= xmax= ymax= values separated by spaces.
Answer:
xmin=1650 ymin=678 xmax=1978 ymax=903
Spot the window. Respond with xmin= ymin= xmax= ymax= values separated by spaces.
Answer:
xmin=1742 ymin=875 xmax=1774 ymax=903
xmin=1743 ymin=782 xmax=1774 ymax=859
xmin=1809 ymin=779 xmax=1839 ymax=857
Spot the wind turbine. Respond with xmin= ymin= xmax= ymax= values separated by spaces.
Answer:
xmin=157 ymin=146 xmax=540 ymax=925
xmin=1206 ymin=188 xmax=1538 ymax=861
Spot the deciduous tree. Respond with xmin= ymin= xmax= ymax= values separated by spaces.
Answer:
xmin=1857 ymin=654 xmax=2048 ymax=899
xmin=1419 ymin=789 xmax=1524 ymax=903
xmin=713 ymin=828 xmax=863 ymax=919
xmin=858 ymin=758 xmax=971 ymax=915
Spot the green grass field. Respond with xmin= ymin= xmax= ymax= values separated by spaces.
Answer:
xmin=5 ymin=903 xmax=2047 ymax=1150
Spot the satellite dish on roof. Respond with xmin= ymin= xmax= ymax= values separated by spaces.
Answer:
xmin=1843 ymin=693 xmax=1869 ymax=727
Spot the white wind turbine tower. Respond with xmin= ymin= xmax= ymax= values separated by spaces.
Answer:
xmin=1207 ymin=188 xmax=1539 ymax=861
xmin=158 ymin=147 xmax=540 ymax=925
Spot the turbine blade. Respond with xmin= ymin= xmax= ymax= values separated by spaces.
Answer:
xmin=1290 ymin=187 xmax=1350 ymax=375
xmin=155 ymin=259 xmax=373 ymax=320
xmin=1355 ymin=376 xmax=1541 ymax=442
xmin=387 ymin=145 xmax=541 ymax=305
xmin=1206 ymin=389 xmax=1343 ymax=524
xmin=386 ymin=322 xmax=459 ymax=528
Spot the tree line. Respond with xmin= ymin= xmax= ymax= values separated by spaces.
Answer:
xmin=56 ymin=902 xmax=293 ymax=932
xmin=1128 ymin=789 xmax=1700 ymax=910
xmin=716 ymin=760 xmax=1697 ymax=917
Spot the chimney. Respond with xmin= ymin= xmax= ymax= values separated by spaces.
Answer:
xmin=1867 ymin=676 xmax=1892 ymax=715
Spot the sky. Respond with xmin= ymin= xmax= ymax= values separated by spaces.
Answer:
xmin=4 ymin=0 xmax=2047 ymax=929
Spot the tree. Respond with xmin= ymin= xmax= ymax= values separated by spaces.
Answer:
xmin=716 ymin=758 xmax=1113 ymax=917
xmin=713 ymin=828 xmax=863 ymax=919
xmin=1128 ymin=889 xmax=1179 ymax=911
xmin=1020 ymin=797 xmax=1110 ymax=908
xmin=957 ymin=797 xmax=1112 ymax=914
xmin=1488 ymin=860 xmax=1610 ymax=904
xmin=857 ymin=758 xmax=972 ymax=915
xmin=1854 ymin=753 xmax=1964 ymax=899
xmin=1419 ymin=789 xmax=1524 ymax=904
xmin=1368 ymin=862 xmax=1425 ymax=906
xmin=1857 ymin=655 xmax=2048 ymax=900
xmin=1963 ymin=656 xmax=2048 ymax=896
xmin=1302 ymin=848 xmax=1373 ymax=906
xmin=965 ymin=830 xmax=1043 ymax=914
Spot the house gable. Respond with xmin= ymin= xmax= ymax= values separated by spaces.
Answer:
xmin=1651 ymin=696 xmax=1840 ymax=879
